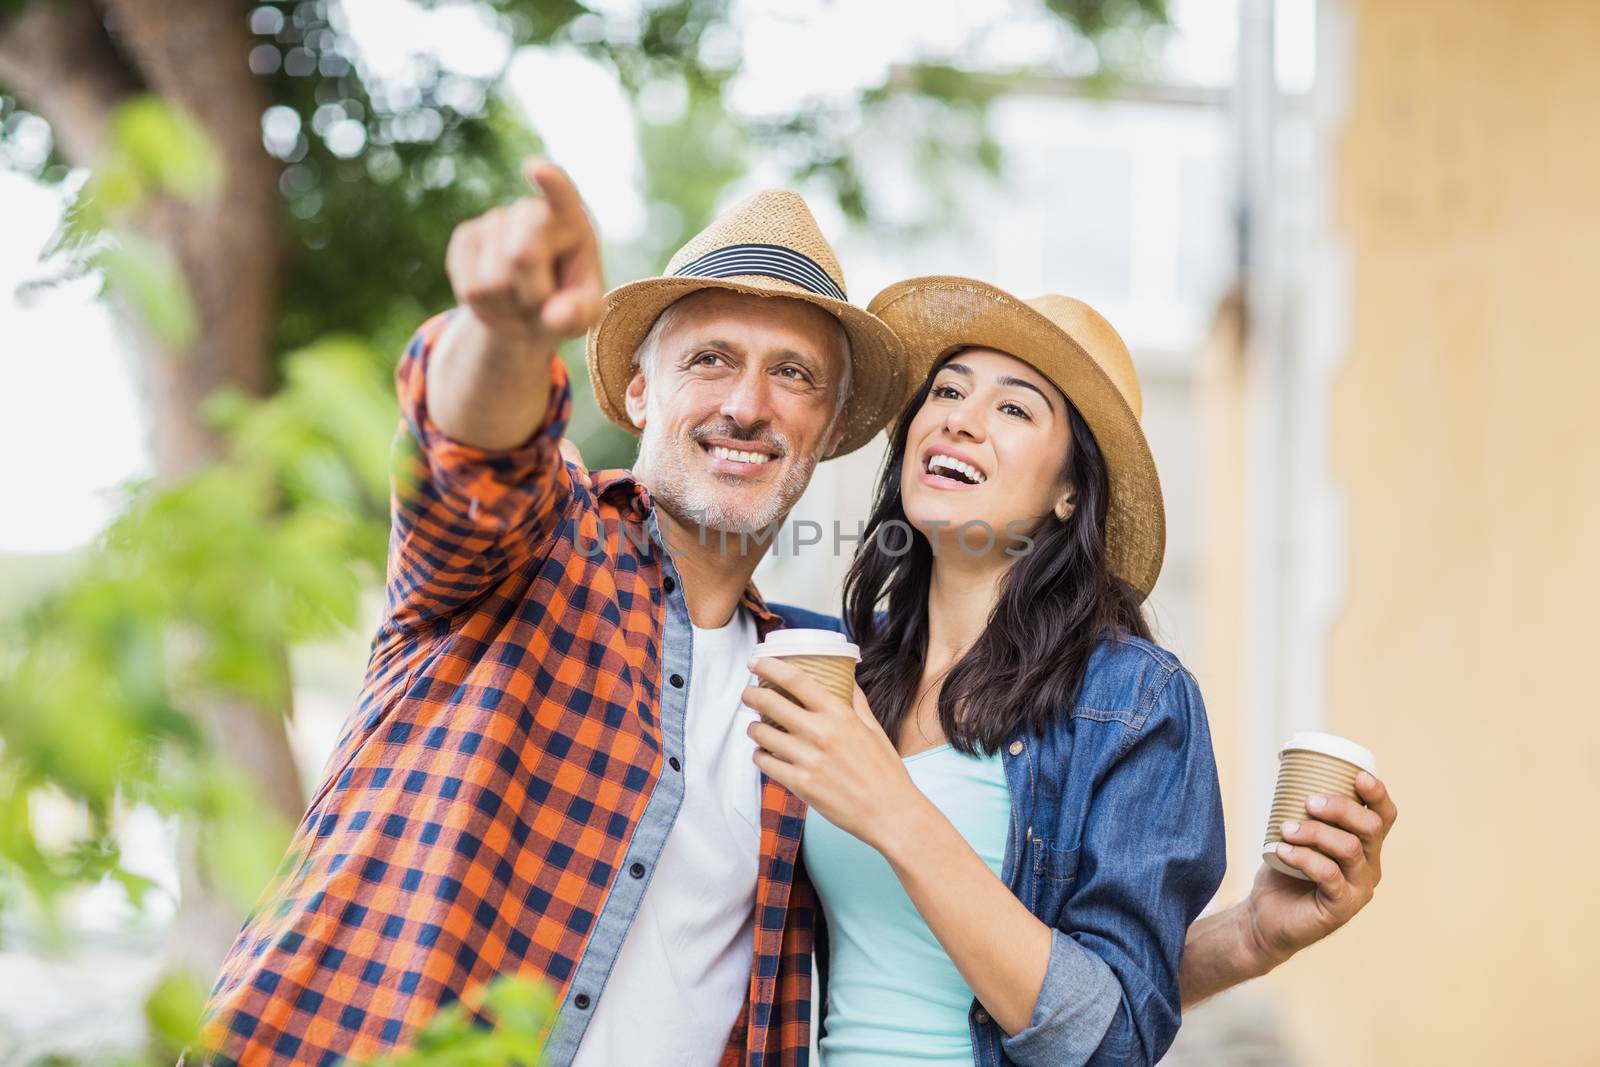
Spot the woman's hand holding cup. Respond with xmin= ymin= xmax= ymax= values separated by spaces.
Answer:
xmin=743 ymin=654 xmax=919 ymax=851
xmin=1247 ymin=768 xmax=1398 ymax=968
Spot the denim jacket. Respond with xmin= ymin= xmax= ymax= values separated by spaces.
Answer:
xmin=772 ymin=605 xmax=1226 ymax=1066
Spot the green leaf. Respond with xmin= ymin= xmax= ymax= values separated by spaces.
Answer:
xmin=144 ymin=971 xmax=210 ymax=1052
xmin=205 ymin=798 xmax=294 ymax=913
xmin=96 ymin=230 xmax=198 ymax=347
xmin=109 ymin=96 xmax=223 ymax=201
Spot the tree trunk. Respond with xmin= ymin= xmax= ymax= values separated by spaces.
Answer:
xmin=1 ymin=0 xmax=304 ymax=977
xmin=0 ymin=1 xmax=139 ymax=161
xmin=98 ymin=0 xmax=285 ymax=475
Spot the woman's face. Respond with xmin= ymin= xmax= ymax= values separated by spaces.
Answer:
xmin=899 ymin=348 xmax=1073 ymax=558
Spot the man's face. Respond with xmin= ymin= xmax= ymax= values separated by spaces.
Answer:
xmin=626 ymin=289 xmax=850 ymax=535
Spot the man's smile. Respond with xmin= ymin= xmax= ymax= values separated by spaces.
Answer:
xmin=697 ymin=435 xmax=781 ymax=475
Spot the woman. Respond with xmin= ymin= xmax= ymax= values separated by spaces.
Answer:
xmin=743 ymin=277 xmax=1226 ymax=1066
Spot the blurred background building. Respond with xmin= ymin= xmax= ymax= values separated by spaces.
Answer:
xmin=1 ymin=0 xmax=1595 ymax=1063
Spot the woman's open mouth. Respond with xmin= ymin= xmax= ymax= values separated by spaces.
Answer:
xmin=921 ymin=449 xmax=987 ymax=488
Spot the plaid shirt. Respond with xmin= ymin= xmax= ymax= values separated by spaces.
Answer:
xmin=198 ymin=312 xmax=816 ymax=1066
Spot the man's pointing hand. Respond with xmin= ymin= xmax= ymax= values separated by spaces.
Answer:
xmin=445 ymin=158 xmax=604 ymax=353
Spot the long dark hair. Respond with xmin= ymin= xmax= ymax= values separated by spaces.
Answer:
xmin=842 ymin=359 xmax=1151 ymax=756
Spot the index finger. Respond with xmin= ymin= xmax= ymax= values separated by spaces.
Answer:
xmin=522 ymin=158 xmax=586 ymax=223
xmin=748 ymin=655 xmax=836 ymax=713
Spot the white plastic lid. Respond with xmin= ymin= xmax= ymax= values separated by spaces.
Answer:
xmin=1280 ymin=731 xmax=1378 ymax=775
xmin=752 ymin=627 xmax=860 ymax=661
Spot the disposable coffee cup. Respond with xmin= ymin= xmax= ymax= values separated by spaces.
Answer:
xmin=1262 ymin=731 xmax=1378 ymax=881
xmin=749 ymin=629 xmax=860 ymax=722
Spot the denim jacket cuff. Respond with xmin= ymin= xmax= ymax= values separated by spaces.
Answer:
xmin=1000 ymin=928 xmax=1121 ymax=1066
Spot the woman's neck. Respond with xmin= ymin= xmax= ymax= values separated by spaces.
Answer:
xmin=924 ymin=549 xmax=1012 ymax=674
xmin=896 ymin=550 xmax=1013 ymax=753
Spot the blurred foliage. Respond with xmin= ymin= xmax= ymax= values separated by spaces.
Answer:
xmin=357 ymin=976 xmax=557 ymax=1067
xmin=0 ymin=331 xmax=395 ymax=896
xmin=0 ymin=1 xmax=1169 ymax=1062
xmin=143 ymin=973 xmax=211 ymax=1065
xmin=1047 ymin=0 xmax=1168 ymax=41
xmin=0 ymin=332 xmax=396 ymax=1065
xmin=24 ymin=96 xmax=224 ymax=347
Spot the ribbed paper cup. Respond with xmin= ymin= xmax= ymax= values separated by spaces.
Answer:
xmin=1262 ymin=732 xmax=1378 ymax=881
xmin=750 ymin=629 xmax=860 ymax=723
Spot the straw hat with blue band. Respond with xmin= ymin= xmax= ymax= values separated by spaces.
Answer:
xmin=867 ymin=275 xmax=1167 ymax=600
xmin=587 ymin=189 xmax=906 ymax=459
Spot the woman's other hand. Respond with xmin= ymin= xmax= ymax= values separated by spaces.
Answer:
xmin=1248 ymin=772 xmax=1399 ymax=968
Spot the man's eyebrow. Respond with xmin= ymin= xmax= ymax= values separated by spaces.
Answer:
xmin=771 ymin=347 xmax=825 ymax=369
xmin=681 ymin=338 xmax=743 ymax=357
xmin=997 ymin=374 xmax=1056 ymax=413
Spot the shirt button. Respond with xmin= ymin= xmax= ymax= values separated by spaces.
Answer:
xmin=630 ymin=862 xmax=646 ymax=879
xmin=669 ymin=756 xmax=681 ymax=771
xmin=574 ymin=993 xmax=591 ymax=1010
xmin=662 ymin=575 xmax=676 ymax=594
xmin=1008 ymin=741 xmax=1024 ymax=756
xmin=974 ymin=1008 xmax=990 ymax=1025
xmin=669 ymin=673 xmax=685 ymax=689
xmin=1025 ymin=826 xmax=1033 ymax=842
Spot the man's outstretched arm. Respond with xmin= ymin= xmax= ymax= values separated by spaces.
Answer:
xmin=427 ymin=158 xmax=602 ymax=450
xmin=1180 ymin=772 xmax=1398 ymax=1008
xmin=378 ymin=159 xmax=603 ymax=636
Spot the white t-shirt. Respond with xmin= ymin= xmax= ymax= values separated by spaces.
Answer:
xmin=571 ymin=607 xmax=762 ymax=1067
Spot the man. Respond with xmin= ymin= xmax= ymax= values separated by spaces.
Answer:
xmin=197 ymin=160 xmax=1396 ymax=1066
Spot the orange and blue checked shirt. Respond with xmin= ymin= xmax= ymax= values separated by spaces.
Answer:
xmin=198 ymin=312 xmax=817 ymax=1066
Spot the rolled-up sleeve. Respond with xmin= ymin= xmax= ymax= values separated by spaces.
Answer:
xmin=1000 ymin=927 xmax=1122 ymax=1063
xmin=382 ymin=311 xmax=574 ymax=633
xmin=1002 ymin=667 xmax=1227 ymax=1066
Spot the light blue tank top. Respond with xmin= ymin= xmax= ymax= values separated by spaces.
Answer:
xmin=802 ymin=743 xmax=1012 ymax=1065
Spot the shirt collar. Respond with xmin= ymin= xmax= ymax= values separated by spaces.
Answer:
xmin=740 ymin=583 xmax=781 ymax=631
xmin=591 ymin=468 xmax=652 ymax=519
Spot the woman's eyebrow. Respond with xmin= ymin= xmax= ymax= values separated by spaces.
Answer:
xmin=996 ymin=374 xmax=1056 ymax=413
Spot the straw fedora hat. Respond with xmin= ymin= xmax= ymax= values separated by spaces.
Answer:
xmin=586 ymin=190 xmax=906 ymax=458
xmin=866 ymin=276 xmax=1165 ymax=600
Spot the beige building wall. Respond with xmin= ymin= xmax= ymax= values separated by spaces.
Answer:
xmin=1193 ymin=291 xmax=1251 ymax=908
xmin=1245 ymin=2 xmax=1600 ymax=1063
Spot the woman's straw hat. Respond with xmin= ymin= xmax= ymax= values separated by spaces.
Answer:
xmin=587 ymin=190 xmax=906 ymax=458
xmin=867 ymin=276 xmax=1166 ymax=599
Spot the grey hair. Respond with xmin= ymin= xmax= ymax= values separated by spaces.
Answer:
xmin=632 ymin=293 xmax=854 ymax=420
